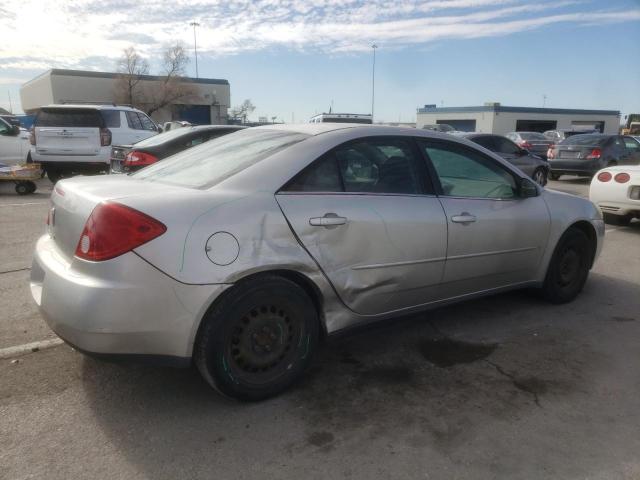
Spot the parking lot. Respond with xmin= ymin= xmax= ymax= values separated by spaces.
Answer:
xmin=1 ymin=176 xmax=639 ymax=479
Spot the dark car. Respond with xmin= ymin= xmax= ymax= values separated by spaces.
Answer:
xmin=547 ymin=134 xmax=640 ymax=180
xmin=458 ymin=133 xmax=549 ymax=185
xmin=543 ymin=128 xmax=600 ymax=143
xmin=506 ymin=131 xmax=554 ymax=159
xmin=111 ymin=125 xmax=246 ymax=173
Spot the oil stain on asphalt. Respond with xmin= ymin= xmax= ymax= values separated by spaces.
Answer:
xmin=418 ymin=338 xmax=497 ymax=367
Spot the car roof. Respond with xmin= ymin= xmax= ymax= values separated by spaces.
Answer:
xmin=251 ymin=123 xmax=461 ymax=139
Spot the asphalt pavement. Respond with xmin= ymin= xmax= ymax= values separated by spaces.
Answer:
xmin=1 ymin=176 xmax=639 ymax=480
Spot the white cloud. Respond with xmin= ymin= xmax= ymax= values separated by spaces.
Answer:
xmin=0 ymin=0 xmax=638 ymax=70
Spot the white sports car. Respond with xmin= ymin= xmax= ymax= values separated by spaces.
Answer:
xmin=589 ymin=166 xmax=640 ymax=226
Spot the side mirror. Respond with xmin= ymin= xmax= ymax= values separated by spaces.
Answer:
xmin=517 ymin=148 xmax=528 ymax=156
xmin=519 ymin=178 xmax=539 ymax=198
xmin=11 ymin=125 xmax=21 ymax=136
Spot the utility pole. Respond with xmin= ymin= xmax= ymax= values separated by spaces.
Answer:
xmin=371 ymin=44 xmax=378 ymax=122
xmin=190 ymin=21 xmax=200 ymax=78
xmin=8 ymin=91 xmax=13 ymax=113
xmin=543 ymin=94 xmax=547 ymax=108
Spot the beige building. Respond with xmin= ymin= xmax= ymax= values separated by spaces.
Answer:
xmin=416 ymin=102 xmax=620 ymax=134
xmin=20 ymin=69 xmax=230 ymax=125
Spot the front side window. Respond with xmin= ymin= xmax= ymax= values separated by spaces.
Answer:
xmin=283 ymin=138 xmax=426 ymax=195
xmin=126 ymin=111 xmax=143 ymax=130
xmin=138 ymin=113 xmax=156 ymax=131
xmin=420 ymin=141 xmax=517 ymax=199
xmin=0 ymin=118 xmax=10 ymax=135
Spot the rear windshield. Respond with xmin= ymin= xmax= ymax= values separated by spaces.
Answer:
xmin=36 ymin=108 xmax=103 ymax=128
xmin=519 ymin=132 xmax=547 ymax=140
xmin=560 ymin=134 xmax=608 ymax=146
xmin=133 ymin=126 xmax=198 ymax=148
xmin=133 ymin=129 xmax=309 ymax=189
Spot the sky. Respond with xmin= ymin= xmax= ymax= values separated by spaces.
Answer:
xmin=1 ymin=0 xmax=639 ymax=123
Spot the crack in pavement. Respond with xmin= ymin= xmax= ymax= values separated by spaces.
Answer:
xmin=0 ymin=267 xmax=31 ymax=275
xmin=485 ymin=359 xmax=543 ymax=408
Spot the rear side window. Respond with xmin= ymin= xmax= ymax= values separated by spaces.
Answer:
xmin=100 ymin=110 xmax=121 ymax=128
xmin=493 ymin=136 xmax=520 ymax=155
xmin=471 ymin=136 xmax=496 ymax=151
xmin=283 ymin=138 xmax=427 ymax=195
xmin=36 ymin=109 xmax=103 ymax=127
xmin=138 ymin=113 xmax=156 ymax=131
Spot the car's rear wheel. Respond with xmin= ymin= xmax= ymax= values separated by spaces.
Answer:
xmin=541 ymin=228 xmax=592 ymax=304
xmin=195 ymin=275 xmax=319 ymax=401
xmin=532 ymin=168 xmax=548 ymax=186
xmin=603 ymin=212 xmax=631 ymax=226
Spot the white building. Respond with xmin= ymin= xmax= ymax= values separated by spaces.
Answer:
xmin=416 ymin=103 xmax=620 ymax=134
xmin=20 ymin=69 xmax=230 ymax=125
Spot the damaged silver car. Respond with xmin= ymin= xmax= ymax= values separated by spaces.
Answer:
xmin=30 ymin=124 xmax=604 ymax=400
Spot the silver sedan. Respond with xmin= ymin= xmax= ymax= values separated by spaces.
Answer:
xmin=30 ymin=124 xmax=605 ymax=400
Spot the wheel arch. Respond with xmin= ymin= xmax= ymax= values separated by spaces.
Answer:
xmin=565 ymin=220 xmax=598 ymax=267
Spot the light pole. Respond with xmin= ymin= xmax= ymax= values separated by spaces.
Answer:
xmin=190 ymin=21 xmax=200 ymax=78
xmin=371 ymin=44 xmax=378 ymax=122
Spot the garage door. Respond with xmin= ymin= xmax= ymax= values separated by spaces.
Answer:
xmin=174 ymin=105 xmax=211 ymax=125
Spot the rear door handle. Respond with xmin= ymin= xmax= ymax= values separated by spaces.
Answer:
xmin=451 ymin=213 xmax=477 ymax=224
xmin=309 ymin=213 xmax=347 ymax=227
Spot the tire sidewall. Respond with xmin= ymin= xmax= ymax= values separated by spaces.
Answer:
xmin=543 ymin=229 xmax=591 ymax=303
xmin=196 ymin=277 xmax=319 ymax=401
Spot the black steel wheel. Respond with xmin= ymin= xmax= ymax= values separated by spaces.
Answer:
xmin=541 ymin=228 xmax=592 ymax=304
xmin=195 ymin=275 xmax=319 ymax=401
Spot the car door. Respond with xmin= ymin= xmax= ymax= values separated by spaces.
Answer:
xmin=417 ymin=139 xmax=550 ymax=299
xmin=276 ymin=136 xmax=448 ymax=316
xmin=622 ymin=136 xmax=640 ymax=164
xmin=0 ymin=119 xmax=21 ymax=164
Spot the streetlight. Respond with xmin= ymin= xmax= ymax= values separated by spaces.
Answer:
xmin=190 ymin=21 xmax=200 ymax=78
xmin=371 ymin=44 xmax=378 ymax=122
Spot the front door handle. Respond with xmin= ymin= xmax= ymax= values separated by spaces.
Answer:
xmin=451 ymin=213 xmax=477 ymax=224
xmin=309 ymin=213 xmax=347 ymax=227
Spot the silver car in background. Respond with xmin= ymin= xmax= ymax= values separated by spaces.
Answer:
xmin=31 ymin=124 xmax=604 ymax=400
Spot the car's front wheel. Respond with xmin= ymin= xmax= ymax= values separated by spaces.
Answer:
xmin=532 ymin=168 xmax=548 ymax=186
xmin=541 ymin=228 xmax=592 ymax=304
xmin=195 ymin=275 xmax=319 ymax=401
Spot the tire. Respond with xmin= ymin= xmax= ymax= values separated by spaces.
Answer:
xmin=603 ymin=212 xmax=631 ymax=226
xmin=532 ymin=168 xmax=548 ymax=186
xmin=46 ymin=168 xmax=61 ymax=184
xmin=194 ymin=275 xmax=319 ymax=401
xmin=541 ymin=228 xmax=592 ymax=304
xmin=549 ymin=172 xmax=560 ymax=181
xmin=25 ymin=181 xmax=37 ymax=194
xmin=15 ymin=182 xmax=30 ymax=195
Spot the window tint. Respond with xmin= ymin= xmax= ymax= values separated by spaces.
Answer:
xmin=138 ymin=113 xmax=156 ymax=131
xmin=471 ymin=136 xmax=496 ymax=151
xmin=493 ymin=136 xmax=521 ymax=154
xmin=36 ymin=109 xmax=102 ymax=127
xmin=420 ymin=141 xmax=517 ymax=199
xmin=284 ymin=138 xmax=425 ymax=195
xmin=285 ymin=153 xmax=342 ymax=192
xmin=623 ymin=137 xmax=639 ymax=150
xmin=134 ymin=129 xmax=308 ymax=189
xmin=560 ymin=134 xmax=608 ymax=146
xmin=0 ymin=118 xmax=10 ymax=135
xmin=126 ymin=111 xmax=142 ymax=129
xmin=100 ymin=110 xmax=121 ymax=128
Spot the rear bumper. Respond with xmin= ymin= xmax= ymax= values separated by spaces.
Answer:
xmin=548 ymin=159 xmax=602 ymax=176
xmin=30 ymin=235 xmax=230 ymax=362
xmin=590 ymin=183 xmax=640 ymax=217
xmin=31 ymin=147 xmax=110 ymax=165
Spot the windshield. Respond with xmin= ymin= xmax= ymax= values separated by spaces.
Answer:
xmin=560 ymin=134 xmax=608 ymax=146
xmin=519 ymin=132 xmax=547 ymax=140
xmin=133 ymin=129 xmax=309 ymax=189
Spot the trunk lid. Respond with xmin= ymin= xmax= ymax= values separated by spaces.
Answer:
xmin=47 ymin=175 xmax=187 ymax=260
xmin=34 ymin=108 xmax=103 ymax=157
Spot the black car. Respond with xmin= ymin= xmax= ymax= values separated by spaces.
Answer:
xmin=458 ymin=133 xmax=549 ymax=185
xmin=111 ymin=125 xmax=246 ymax=173
xmin=547 ymin=134 xmax=640 ymax=180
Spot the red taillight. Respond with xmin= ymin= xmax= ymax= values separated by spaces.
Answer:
xmin=75 ymin=202 xmax=166 ymax=261
xmin=519 ymin=141 xmax=532 ymax=150
xmin=29 ymin=127 xmax=36 ymax=145
xmin=614 ymin=172 xmax=630 ymax=183
xmin=597 ymin=171 xmax=612 ymax=182
xmin=100 ymin=128 xmax=112 ymax=146
xmin=586 ymin=148 xmax=601 ymax=159
xmin=123 ymin=151 xmax=158 ymax=167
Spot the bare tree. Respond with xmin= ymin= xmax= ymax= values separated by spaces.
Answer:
xmin=229 ymin=99 xmax=256 ymax=124
xmin=114 ymin=47 xmax=149 ymax=106
xmin=114 ymin=43 xmax=198 ymax=117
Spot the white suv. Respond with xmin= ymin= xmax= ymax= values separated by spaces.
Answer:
xmin=30 ymin=104 xmax=160 ymax=182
